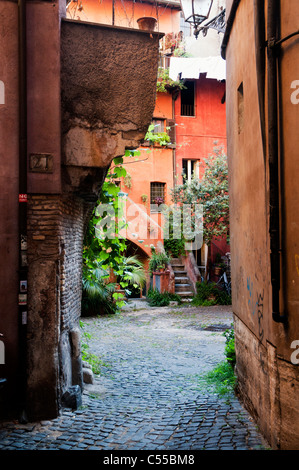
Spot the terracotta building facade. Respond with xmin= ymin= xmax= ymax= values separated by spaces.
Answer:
xmin=223 ymin=0 xmax=299 ymax=449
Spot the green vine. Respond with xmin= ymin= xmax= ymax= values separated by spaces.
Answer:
xmin=145 ymin=123 xmax=171 ymax=146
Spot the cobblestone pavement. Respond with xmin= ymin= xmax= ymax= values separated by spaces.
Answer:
xmin=0 ymin=301 xmax=270 ymax=452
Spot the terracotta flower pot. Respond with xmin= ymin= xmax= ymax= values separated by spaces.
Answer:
xmin=214 ymin=266 xmax=221 ymax=276
xmin=137 ymin=17 xmax=157 ymax=31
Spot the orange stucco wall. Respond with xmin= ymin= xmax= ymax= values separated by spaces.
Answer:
xmin=175 ymin=75 xmax=227 ymax=181
xmin=119 ymin=90 xmax=175 ymax=257
xmin=66 ymin=0 xmax=180 ymax=34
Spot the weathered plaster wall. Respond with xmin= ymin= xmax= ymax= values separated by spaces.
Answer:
xmin=0 ymin=0 xmax=20 ymax=414
xmin=225 ymin=0 xmax=299 ymax=449
xmin=61 ymin=19 xmax=161 ymax=167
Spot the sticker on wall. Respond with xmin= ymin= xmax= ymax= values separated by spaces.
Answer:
xmin=20 ymin=280 xmax=27 ymax=293
xmin=19 ymin=194 xmax=27 ymax=203
xmin=22 ymin=311 xmax=27 ymax=325
xmin=21 ymin=235 xmax=27 ymax=251
xmin=0 ymin=81 xmax=4 ymax=105
xmin=18 ymin=294 xmax=27 ymax=305
xmin=21 ymin=252 xmax=28 ymax=267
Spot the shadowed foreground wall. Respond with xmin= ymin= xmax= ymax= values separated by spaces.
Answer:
xmin=224 ymin=0 xmax=299 ymax=449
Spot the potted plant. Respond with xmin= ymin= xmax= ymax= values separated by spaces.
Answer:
xmin=137 ymin=17 xmax=157 ymax=31
xmin=149 ymin=251 xmax=170 ymax=274
xmin=214 ymin=253 xmax=222 ymax=276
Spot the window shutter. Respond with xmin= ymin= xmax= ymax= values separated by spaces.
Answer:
xmin=166 ymin=119 xmax=176 ymax=147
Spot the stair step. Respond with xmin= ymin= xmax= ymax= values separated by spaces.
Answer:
xmin=175 ymin=284 xmax=192 ymax=292
xmin=173 ymin=269 xmax=187 ymax=275
xmin=175 ymin=277 xmax=189 ymax=283
xmin=176 ymin=291 xmax=193 ymax=298
xmin=170 ymin=258 xmax=182 ymax=265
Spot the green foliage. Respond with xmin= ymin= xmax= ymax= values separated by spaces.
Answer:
xmin=224 ymin=326 xmax=236 ymax=368
xmin=156 ymin=67 xmax=186 ymax=94
xmin=147 ymin=288 xmax=182 ymax=306
xmin=198 ymin=326 xmax=236 ymax=397
xmin=81 ymin=262 xmax=118 ymax=316
xmin=191 ymin=281 xmax=231 ymax=306
xmin=145 ymin=123 xmax=171 ymax=146
xmin=80 ymin=321 xmax=109 ymax=374
xmin=117 ymin=255 xmax=146 ymax=298
xmin=82 ymin=152 xmax=141 ymax=314
xmin=148 ymin=249 xmax=170 ymax=274
xmin=164 ymin=237 xmax=185 ymax=258
xmin=163 ymin=209 xmax=186 ymax=257
xmin=203 ymin=361 xmax=236 ymax=397
xmin=171 ymin=144 xmax=229 ymax=247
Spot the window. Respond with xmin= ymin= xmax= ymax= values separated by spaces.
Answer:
xmin=237 ymin=82 xmax=244 ymax=134
xmin=152 ymin=118 xmax=165 ymax=133
xmin=150 ymin=182 xmax=166 ymax=211
xmin=182 ymin=159 xmax=200 ymax=182
xmin=181 ymin=81 xmax=195 ymax=116
xmin=180 ymin=12 xmax=192 ymax=38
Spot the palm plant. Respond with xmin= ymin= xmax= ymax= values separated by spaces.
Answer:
xmin=81 ymin=261 xmax=117 ymax=316
xmin=117 ymin=255 xmax=146 ymax=297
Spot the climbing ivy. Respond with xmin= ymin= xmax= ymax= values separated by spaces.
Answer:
xmin=82 ymin=151 xmax=141 ymax=312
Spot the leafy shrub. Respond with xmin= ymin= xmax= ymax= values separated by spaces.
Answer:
xmin=191 ymin=281 xmax=231 ymax=306
xmin=201 ymin=326 xmax=236 ymax=396
xmin=204 ymin=361 xmax=237 ymax=397
xmin=147 ymin=288 xmax=182 ymax=306
xmin=224 ymin=326 xmax=236 ymax=368
xmin=81 ymin=263 xmax=118 ymax=316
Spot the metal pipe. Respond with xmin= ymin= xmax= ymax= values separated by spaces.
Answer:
xmin=267 ymin=0 xmax=286 ymax=323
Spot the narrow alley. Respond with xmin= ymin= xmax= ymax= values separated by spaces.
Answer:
xmin=0 ymin=302 xmax=269 ymax=452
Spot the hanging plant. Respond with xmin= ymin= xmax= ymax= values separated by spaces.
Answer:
xmin=156 ymin=67 xmax=186 ymax=94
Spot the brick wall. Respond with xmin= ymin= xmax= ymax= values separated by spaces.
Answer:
xmin=26 ymin=194 xmax=94 ymax=420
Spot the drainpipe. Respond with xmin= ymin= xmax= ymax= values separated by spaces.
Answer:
xmin=267 ymin=0 xmax=286 ymax=323
xmin=18 ymin=0 xmax=28 ymax=419
xmin=172 ymin=92 xmax=177 ymax=188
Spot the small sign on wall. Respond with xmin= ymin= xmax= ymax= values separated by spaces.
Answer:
xmin=0 ymin=81 xmax=4 ymax=105
xmin=29 ymin=153 xmax=53 ymax=173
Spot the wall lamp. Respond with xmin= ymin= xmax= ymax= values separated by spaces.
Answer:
xmin=179 ymin=0 xmax=213 ymax=38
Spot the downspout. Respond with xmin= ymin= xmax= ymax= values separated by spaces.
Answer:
xmin=172 ymin=91 xmax=177 ymax=188
xmin=266 ymin=0 xmax=286 ymax=323
xmin=18 ymin=0 xmax=28 ymax=419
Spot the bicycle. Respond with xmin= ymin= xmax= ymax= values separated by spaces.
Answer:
xmin=216 ymin=270 xmax=231 ymax=297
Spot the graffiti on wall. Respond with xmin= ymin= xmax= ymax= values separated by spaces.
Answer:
xmin=247 ymin=277 xmax=264 ymax=341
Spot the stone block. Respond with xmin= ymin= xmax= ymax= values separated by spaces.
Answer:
xmin=61 ymin=385 xmax=82 ymax=410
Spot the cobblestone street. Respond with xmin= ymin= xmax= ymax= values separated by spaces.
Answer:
xmin=0 ymin=301 xmax=270 ymax=453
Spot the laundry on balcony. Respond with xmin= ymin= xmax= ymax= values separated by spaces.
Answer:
xmin=169 ymin=55 xmax=226 ymax=82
